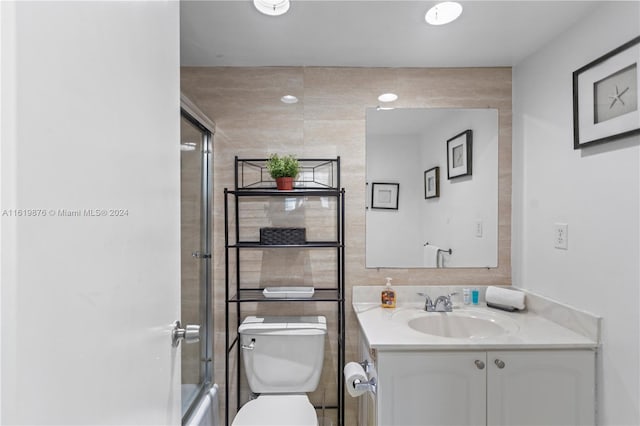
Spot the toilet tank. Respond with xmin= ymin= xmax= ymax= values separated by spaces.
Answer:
xmin=239 ymin=316 xmax=327 ymax=393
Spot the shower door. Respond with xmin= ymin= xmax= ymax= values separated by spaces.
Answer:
xmin=180 ymin=110 xmax=213 ymax=420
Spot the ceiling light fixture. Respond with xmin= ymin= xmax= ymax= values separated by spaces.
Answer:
xmin=378 ymin=93 xmax=398 ymax=103
xmin=425 ymin=2 xmax=463 ymax=26
xmin=253 ymin=0 xmax=290 ymax=16
xmin=377 ymin=93 xmax=398 ymax=110
xmin=281 ymin=94 xmax=298 ymax=104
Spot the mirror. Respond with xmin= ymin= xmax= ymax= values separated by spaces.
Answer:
xmin=366 ymin=108 xmax=498 ymax=268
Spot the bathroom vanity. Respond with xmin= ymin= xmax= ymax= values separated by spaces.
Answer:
xmin=352 ymin=286 xmax=600 ymax=426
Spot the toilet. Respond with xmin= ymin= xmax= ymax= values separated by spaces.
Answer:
xmin=231 ymin=315 xmax=327 ymax=426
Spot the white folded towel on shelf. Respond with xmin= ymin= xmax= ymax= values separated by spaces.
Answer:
xmin=485 ymin=286 xmax=526 ymax=311
xmin=423 ymin=244 xmax=440 ymax=268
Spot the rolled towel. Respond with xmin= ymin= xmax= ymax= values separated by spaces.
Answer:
xmin=485 ymin=286 xmax=526 ymax=311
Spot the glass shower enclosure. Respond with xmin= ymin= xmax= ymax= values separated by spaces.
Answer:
xmin=180 ymin=102 xmax=214 ymax=422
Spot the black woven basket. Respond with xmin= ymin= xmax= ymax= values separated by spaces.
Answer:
xmin=259 ymin=227 xmax=306 ymax=245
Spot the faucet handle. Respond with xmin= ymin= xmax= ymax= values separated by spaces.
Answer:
xmin=445 ymin=292 xmax=459 ymax=308
xmin=417 ymin=292 xmax=432 ymax=301
xmin=417 ymin=292 xmax=434 ymax=311
xmin=446 ymin=292 xmax=459 ymax=304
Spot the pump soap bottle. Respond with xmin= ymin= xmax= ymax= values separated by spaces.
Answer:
xmin=381 ymin=277 xmax=396 ymax=309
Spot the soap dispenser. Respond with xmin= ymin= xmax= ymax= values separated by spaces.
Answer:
xmin=381 ymin=277 xmax=396 ymax=308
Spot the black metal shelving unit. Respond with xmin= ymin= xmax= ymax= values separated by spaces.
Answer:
xmin=224 ymin=157 xmax=345 ymax=426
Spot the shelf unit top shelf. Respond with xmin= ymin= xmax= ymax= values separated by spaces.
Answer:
xmin=227 ymin=188 xmax=343 ymax=197
xmin=235 ymin=156 xmax=341 ymax=192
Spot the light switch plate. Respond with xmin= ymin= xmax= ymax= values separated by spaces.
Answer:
xmin=554 ymin=223 xmax=568 ymax=249
xmin=475 ymin=220 xmax=483 ymax=238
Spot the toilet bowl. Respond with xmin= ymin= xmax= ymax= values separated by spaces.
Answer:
xmin=231 ymin=394 xmax=317 ymax=426
xmin=231 ymin=316 xmax=327 ymax=426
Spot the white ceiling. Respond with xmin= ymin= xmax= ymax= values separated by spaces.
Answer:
xmin=180 ymin=0 xmax=604 ymax=68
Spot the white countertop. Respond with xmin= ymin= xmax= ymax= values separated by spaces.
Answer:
xmin=353 ymin=286 xmax=600 ymax=351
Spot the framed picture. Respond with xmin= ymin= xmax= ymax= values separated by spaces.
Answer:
xmin=447 ymin=129 xmax=473 ymax=179
xmin=371 ymin=182 xmax=399 ymax=210
xmin=424 ymin=167 xmax=439 ymax=199
xmin=573 ymin=36 xmax=640 ymax=149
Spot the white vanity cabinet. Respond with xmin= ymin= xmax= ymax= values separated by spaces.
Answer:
xmin=369 ymin=349 xmax=595 ymax=426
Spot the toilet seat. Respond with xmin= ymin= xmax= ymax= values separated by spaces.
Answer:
xmin=231 ymin=394 xmax=317 ymax=426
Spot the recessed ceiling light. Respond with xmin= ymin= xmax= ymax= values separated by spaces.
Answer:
xmin=378 ymin=93 xmax=398 ymax=103
xmin=425 ymin=2 xmax=463 ymax=26
xmin=281 ymin=94 xmax=298 ymax=104
xmin=254 ymin=0 xmax=290 ymax=16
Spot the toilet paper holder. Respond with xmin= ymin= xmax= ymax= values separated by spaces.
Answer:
xmin=354 ymin=360 xmax=376 ymax=395
xmin=345 ymin=360 xmax=377 ymax=397
xmin=353 ymin=376 xmax=377 ymax=395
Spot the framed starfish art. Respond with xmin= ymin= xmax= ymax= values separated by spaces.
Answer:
xmin=573 ymin=36 xmax=640 ymax=149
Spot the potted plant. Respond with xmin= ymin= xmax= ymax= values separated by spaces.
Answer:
xmin=266 ymin=154 xmax=299 ymax=190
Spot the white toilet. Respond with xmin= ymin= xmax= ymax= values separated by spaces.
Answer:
xmin=231 ymin=315 xmax=327 ymax=426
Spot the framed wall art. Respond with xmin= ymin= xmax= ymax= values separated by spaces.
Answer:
xmin=573 ymin=36 xmax=640 ymax=149
xmin=447 ymin=129 xmax=473 ymax=179
xmin=424 ymin=166 xmax=440 ymax=199
xmin=371 ymin=182 xmax=399 ymax=210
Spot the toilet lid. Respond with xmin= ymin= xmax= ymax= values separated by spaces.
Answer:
xmin=232 ymin=394 xmax=318 ymax=426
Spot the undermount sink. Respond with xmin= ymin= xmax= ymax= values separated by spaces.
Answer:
xmin=398 ymin=309 xmax=519 ymax=339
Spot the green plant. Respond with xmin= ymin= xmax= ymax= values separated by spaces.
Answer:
xmin=266 ymin=154 xmax=299 ymax=179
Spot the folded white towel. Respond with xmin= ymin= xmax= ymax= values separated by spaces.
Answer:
xmin=485 ymin=286 xmax=526 ymax=310
xmin=423 ymin=244 xmax=440 ymax=268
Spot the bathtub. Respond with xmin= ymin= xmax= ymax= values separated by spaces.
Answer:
xmin=185 ymin=384 xmax=220 ymax=426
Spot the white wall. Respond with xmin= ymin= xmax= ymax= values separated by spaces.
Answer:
xmin=513 ymin=2 xmax=640 ymax=424
xmin=1 ymin=2 xmax=181 ymax=424
xmin=366 ymin=134 xmax=424 ymax=266
xmin=421 ymin=110 xmax=498 ymax=267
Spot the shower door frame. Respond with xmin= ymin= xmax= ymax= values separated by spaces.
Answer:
xmin=180 ymin=96 xmax=215 ymax=423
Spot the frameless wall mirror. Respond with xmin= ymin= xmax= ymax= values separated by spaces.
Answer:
xmin=366 ymin=108 xmax=498 ymax=268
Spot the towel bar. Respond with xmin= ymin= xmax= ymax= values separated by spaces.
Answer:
xmin=424 ymin=242 xmax=453 ymax=255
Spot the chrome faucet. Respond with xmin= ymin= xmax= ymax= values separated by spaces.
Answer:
xmin=433 ymin=294 xmax=455 ymax=312
xmin=418 ymin=292 xmax=458 ymax=312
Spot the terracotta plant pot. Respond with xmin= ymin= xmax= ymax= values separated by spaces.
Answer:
xmin=275 ymin=177 xmax=294 ymax=190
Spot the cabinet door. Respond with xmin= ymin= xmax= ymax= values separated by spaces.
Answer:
xmin=487 ymin=350 xmax=595 ymax=426
xmin=378 ymin=351 xmax=487 ymax=426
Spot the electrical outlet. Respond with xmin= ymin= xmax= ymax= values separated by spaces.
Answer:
xmin=554 ymin=223 xmax=568 ymax=249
